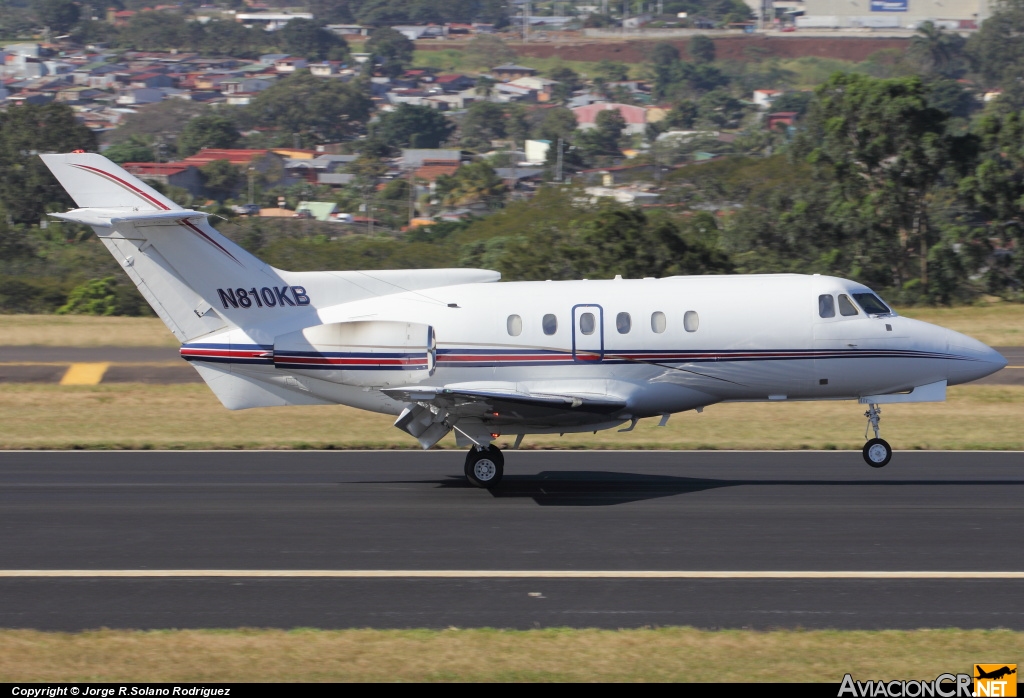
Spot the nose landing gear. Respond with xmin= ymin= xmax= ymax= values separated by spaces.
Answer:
xmin=465 ymin=445 xmax=504 ymax=488
xmin=862 ymin=403 xmax=892 ymax=467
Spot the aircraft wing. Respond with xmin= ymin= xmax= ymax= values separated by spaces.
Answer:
xmin=383 ymin=384 xmax=628 ymax=449
xmin=382 ymin=385 xmax=627 ymax=418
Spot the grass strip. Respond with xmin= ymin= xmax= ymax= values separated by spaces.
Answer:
xmin=1 ymin=627 xmax=1021 ymax=682
xmin=1 ymin=383 xmax=1021 ymax=450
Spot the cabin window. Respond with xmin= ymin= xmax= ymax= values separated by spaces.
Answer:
xmin=542 ymin=313 xmax=558 ymax=335
xmin=853 ymin=293 xmax=891 ymax=315
xmin=507 ymin=314 xmax=523 ymax=336
xmin=838 ymin=294 xmax=859 ymax=316
xmin=579 ymin=312 xmax=596 ymax=335
xmin=651 ymin=311 xmax=666 ymax=334
xmin=818 ymin=294 xmax=835 ymax=318
xmin=616 ymin=312 xmax=631 ymax=334
xmin=684 ymin=310 xmax=699 ymax=333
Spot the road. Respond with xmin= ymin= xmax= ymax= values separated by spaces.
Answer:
xmin=0 ymin=451 xmax=1021 ymax=631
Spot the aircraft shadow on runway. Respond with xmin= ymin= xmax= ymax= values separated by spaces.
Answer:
xmin=376 ymin=472 xmax=1024 ymax=507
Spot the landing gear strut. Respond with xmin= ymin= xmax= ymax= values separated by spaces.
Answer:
xmin=465 ymin=445 xmax=504 ymax=488
xmin=862 ymin=403 xmax=892 ymax=468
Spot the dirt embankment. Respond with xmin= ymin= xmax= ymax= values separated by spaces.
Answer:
xmin=418 ymin=35 xmax=910 ymax=64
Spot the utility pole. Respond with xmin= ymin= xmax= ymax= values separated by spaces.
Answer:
xmin=556 ymin=137 xmax=563 ymax=182
xmin=407 ymin=166 xmax=415 ymax=223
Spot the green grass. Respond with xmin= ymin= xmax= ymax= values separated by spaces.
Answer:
xmin=1 ymin=383 xmax=1021 ymax=450
xmin=1 ymin=627 xmax=1020 ymax=682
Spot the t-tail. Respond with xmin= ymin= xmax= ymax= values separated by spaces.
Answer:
xmin=40 ymin=152 xmax=318 ymax=344
xmin=40 ymin=152 xmax=499 ymax=410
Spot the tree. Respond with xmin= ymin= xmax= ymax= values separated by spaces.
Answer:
xmin=177 ymin=113 xmax=240 ymax=157
xmin=366 ymin=26 xmax=414 ymax=78
xmin=200 ymin=160 xmax=242 ymax=202
xmin=535 ymin=107 xmax=578 ymax=143
xmin=278 ymin=18 xmax=348 ymax=62
xmin=103 ymin=136 xmax=156 ymax=164
xmin=374 ymin=104 xmax=455 ymax=149
xmin=435 ymin=162 xmax=506 ymax=208
xmin=463 ymin=35 xmax=516 ymax=69
xmin=247 ymin=72 xmax=373 ymax=143
xmin=909 ymin=21 xmax=966 ymax=78
xmin=596 ymin=60 xmax=629 ymax=82
xmin=0 ymin=103 xmax=97 ymax=224
xmin=689 ymin=35 xmax=716 ymax=64
xmin=795 ymin=73 xmax=958 ymax=295
xmin=460 ymin=101 xmax=512 ymax=149
xmin=576 ymin=109 xmax=627 ymax=158
xmin=967 ymin=0 xmax=1024 ymax=85
xmin=33 ymin=0 xmax=79 ymax=33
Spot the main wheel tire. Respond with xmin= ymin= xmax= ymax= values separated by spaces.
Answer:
xmin=465 ymin=446 xmax=504 ymax=488
xmin=862 ymin=438 xmax=892 ymax=468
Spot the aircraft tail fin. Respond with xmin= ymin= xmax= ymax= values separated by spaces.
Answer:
xmin=40 ymin=152 xmax=287 ymax=344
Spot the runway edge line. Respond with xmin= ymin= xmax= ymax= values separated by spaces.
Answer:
xmin=1 ymin=570 xmax=1023 ymax=579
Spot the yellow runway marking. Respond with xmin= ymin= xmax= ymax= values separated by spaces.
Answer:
xmin=0 ymin=570 xmax=1022 ymax=579
xmin=59 ymin=362 xmax=111 ymax=385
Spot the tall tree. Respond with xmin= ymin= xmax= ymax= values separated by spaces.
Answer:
xmin=247 ymin=72 xmax=373 ymax=143
xmin=177 ymin=113 xmax=240 ymax=157
xmin=0 ymin=103 xmax=98 ymax=224
xmin=796 ymin=73 xmax=957 ymax=294
xmin=688 ymin=35 xmax=716 ymax=64
xmin=374 ymin=104 xmax=454 ymax=149
xmin=33 ymin=0 xmax=79 ymax=33
xmin=366 ymin=26 xmax=414 ymax=78
xmin=277 ymin=18 xmax=348 ymax=62
xmin=967 ymin=0 xmax=1024 ymax=85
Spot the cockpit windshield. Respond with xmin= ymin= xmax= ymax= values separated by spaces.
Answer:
xmin=852 ymin=293 xmax=892 ymax=316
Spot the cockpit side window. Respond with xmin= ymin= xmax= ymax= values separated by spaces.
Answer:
xmin=838 ymin=294 xmax=859 ymax=316
xmin=818 ymin=294 xmax=835 ymax=318
xmin=852 ymin=293 xmax=892 ymax=315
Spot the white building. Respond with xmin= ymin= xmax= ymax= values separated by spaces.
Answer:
xmin=798 ymin=0 xmax=992 ymax=28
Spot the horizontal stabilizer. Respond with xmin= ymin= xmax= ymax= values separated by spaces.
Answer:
xmin=50 ymin=208 xmax=209 ymax=228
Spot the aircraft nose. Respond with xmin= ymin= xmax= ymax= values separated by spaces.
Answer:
xmin=945 ymin=329 xmax=1008 ymax=385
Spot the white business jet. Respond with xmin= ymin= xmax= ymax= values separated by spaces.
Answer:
xmin=41 ymin=153 xmax=1007 ymax=487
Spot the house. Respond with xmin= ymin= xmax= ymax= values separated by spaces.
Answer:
xmin=767 ymin=111 xmax=798 ymax=130
xmin=433 ymin=74 xmax=475 ymax=92
xmin=413 ymin=160 xmax=461 ymax=184
xmin=490 ymin=64 xmax=538 ymax=81
xmin=181 ymin=149 xmax=289 ymax=183
xmin=753 ymin=89 xmax=782 ymax=110
xmin=274 ymin=57 xmax=307 ymax=73
xmin=122 ymin=162 xmax=203 ymax=197
xmin=284 ymin=154 xmax=357 ymax=183
xmin=507 ymin=76 xmax=559 ymax=102
xmin=309 ymin=61 xmax=343 ymax=77
xmin=401 ymin=149 xmax=463 ymax=169
xmin=571 ymin=102 xmax=649 ymax=135
xmin=116 ymin=87 xmax=164 ymax=105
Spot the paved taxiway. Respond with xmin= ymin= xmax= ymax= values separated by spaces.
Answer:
xmin=0 ymin=451 xmax=1021 ymax=631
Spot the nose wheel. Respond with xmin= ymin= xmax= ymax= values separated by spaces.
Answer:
xmin=465 ymin=445 xmax=504 ymax=488
xmin=862 ymin=403 xmax=892 ymax=467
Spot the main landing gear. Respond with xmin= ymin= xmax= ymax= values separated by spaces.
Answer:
xmin=862 ymin=403 xmax=892 ymax=468
xmin=465 ymin=444 xmax=504 ymax=488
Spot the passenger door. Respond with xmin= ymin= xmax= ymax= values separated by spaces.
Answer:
xmin=572 ymin=304 xmax=604 ymax=362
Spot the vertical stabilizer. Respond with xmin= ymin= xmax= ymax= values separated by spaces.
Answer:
xmin=40 ymin=152 xmax=320 ymax=343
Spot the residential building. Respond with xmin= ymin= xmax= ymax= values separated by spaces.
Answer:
xmin=572 ymin=102 xmax=650 ymax=135
xmin=122 ymin=162 xmax=204 ymax=196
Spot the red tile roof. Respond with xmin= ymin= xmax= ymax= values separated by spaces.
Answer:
xmin=123 ymin=162 xmax=193 ymax=176
xmin=182 ymin=148 xmax=270 ymax=166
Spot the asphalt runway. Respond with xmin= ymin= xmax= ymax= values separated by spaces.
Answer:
xmin=0 ymin=450 xmax=1022 ymax=631
xmin=0 ymin=346 xmax=1022 ymax=384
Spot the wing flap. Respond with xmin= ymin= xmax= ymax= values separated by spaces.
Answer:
xmin=382 ymin=385 xmax=627 ymax=418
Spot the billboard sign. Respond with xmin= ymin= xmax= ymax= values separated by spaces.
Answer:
xmin=871 ymin=0 xmax=908 ymax=10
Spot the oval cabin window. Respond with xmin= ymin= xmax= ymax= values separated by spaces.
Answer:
xmin=542 ymin=314 xmax=558 ymax=335
xmin=684 ymin=310 xmax=699 ymax=333
xmin=579 ymin=312 xmax=596 ymax=335
xmin=616 ymin=312 xmax=631 ymax=334
xmin=651 ymin=311 xmax=666 ymax=334
xmin=507 ymin=314 xmax=523 ymax=336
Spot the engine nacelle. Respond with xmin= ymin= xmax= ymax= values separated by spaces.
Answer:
xmin=274 ymin=320 xmax=435 ymax=387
